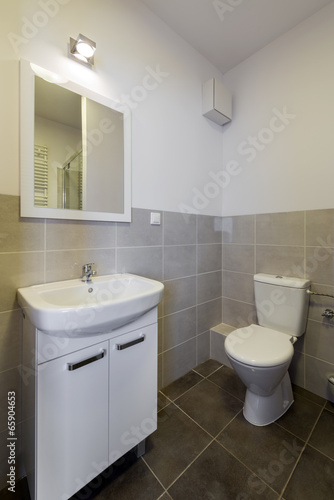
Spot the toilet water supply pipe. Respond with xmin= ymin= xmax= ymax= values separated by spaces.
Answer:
xmin=307 ymin=289 xmax=334 ymax=391
xmin=306 ymin=290 xmax=334 ymax=299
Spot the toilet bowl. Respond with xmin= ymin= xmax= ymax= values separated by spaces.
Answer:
xmin=224 ymin=273 xmax=310 ymax=426
xmin=225 ymin=324 xmax=294 ymax=426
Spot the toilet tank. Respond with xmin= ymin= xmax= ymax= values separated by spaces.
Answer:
xmin=254 ymin=274 xmax=311 ymax=336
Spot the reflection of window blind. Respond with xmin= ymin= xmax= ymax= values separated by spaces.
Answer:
xmin=34 ymin=145 xmax=48 ymax=207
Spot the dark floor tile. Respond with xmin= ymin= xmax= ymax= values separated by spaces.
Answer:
xmin=71 ymin=450 xmax=141 ymax=499
xmin=168 ymin=441 xmax=278 ymax=500
xmin=325 ymin=400 xmax=334 ymax=413
xmin=91 ymin=458 xmax=164 ymax=500
xmin=308 ymin=409 xmax=334 ymax=460
xmin=175 ymin=379 xmax=243 ymax=436
xmin=158 ymin=391 xmax=170 ymax=411
xmin=276 ymin=392 xmax=323 ymax=441
xmin=0 ymin=478 xmax=30 ymax=500
xmin=161 ymin=371 xmax=203 ymax=401
xmin=143 ymin=403 xmax=211 ymax=488
xmin=208 ymin=365 xmax=246 ymax=401
xmin=292 ymin=384 xmax=326 ymax=406
xmin=283 ymin=445 xmax=334 ymax=500
xmin=217 ymin=412 xmax=304 ymax=495
xmin=193 ymin=359 xmax=222 ymax=377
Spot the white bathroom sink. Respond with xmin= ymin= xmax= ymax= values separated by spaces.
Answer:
xmin=17 ymin=274 xmax=164 ymax=336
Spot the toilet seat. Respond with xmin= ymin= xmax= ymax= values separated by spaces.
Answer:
xmin=225 ymin=324 xmax=294 ymax=368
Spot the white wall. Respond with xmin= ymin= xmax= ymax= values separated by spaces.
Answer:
xmin=222 ymin=2 xmax=334 ymax=216
xmin=1 ymin=0 xmax=225 ymax=216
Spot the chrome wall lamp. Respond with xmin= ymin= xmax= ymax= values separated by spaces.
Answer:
xmin=69 ymin=33 xmax=96 ymax=66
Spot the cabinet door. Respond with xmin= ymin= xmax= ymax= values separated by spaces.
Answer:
xmin=37 ymin=341 xmax=109 ymax=500
xmin=109 ymin=324 xmax=157 ymax=463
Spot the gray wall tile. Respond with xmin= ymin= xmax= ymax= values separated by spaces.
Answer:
xmin=222 ymin=298 xmax=257 ymax=328
xmin=223 ymin=244 xmax=254 ymax=274
xmin=117 ymin=208 xmax=162 ymax=247
xmin=117 ymin=246 xmax=163 ymax=280
xmin=222 ymin=215 xmax=254 ymax=244
xmin=197 ymin=244 xmax=222 ymax=274
xmin=306 ymin=209 xmax=334 ymax=246
xmin=164 ymin=245 xmax=196 ymax=280
xmin=0 ymin=311 xmax=21 ymax=373
xmin=305 ymin=246 xmax=334 ymax=286
xmin=256 ymin=245 xmax=304 ymax=276
xmin=256 ymin=211 xmax=304 ymax=246
xmin=197 ymin=271 xmax=222 ymax=304
xmin=163 ymin=276 xmax=197 ymax=316
xmin=0 ymin=195 xmax=44 ymax=252
xmin=197 ymin=298 xmax=222 ymax=335
xmin=45 ymin=249 xmax=116 ymax=282
xmin=164 ymin=212 xmax=196 ymax=245
xmin=46 ymin=219 xmax=116 ymax=250
xmin=1 ymin=252 xmax=44 ymax=311
xmin=196 ymin=331 xmax=210 ymax=365
xmin=210 ymin=331 xmax=232 ymax=367
xmin=223 ymin=271 xmax=254 ymax=304
xmin=305 ymin=319 xmax=334 ymax=365
xmin=163 ymin=307 xmax=196 ymax=351
xmin=162 ymin=338 xmax=197 ymax=387
xmin=197 ymin=215 xmax=222 ymax=244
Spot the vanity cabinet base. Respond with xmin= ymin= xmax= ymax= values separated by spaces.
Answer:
xmin=22 ymin=309 xmax=158 ymax=500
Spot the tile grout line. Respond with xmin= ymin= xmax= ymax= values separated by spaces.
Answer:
xmin=215 ymin=427 xmax=280 ymax=499
xmin=278 ymin=400 xmax=327 ymax=499
xmin=164 ymin=437 xmax=216 ymax=494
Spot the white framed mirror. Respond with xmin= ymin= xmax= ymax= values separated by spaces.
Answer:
xmin=20 ymin=59 xmax=131 ymax=222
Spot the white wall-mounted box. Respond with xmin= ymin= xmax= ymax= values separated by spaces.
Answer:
xmin=202 ymin=78 xmax=232 ymax=126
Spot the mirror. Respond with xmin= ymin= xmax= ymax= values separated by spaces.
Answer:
xmin=20 ymin=60 xmax=131 ymax=222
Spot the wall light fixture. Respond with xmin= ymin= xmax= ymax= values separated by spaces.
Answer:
xmin=69 ymin=34 xmax=96 ymax=66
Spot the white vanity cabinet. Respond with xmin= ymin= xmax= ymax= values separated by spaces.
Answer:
xmin=37 ymin=341 xmax=109 ymax=500
xmin=109 ymin=324 xmax=157 ymax=463
xmin=22 ymin=308 xmax=158 ymax=500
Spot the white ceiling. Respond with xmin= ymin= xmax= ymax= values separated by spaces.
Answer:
xmin=141 ymin=0 xmax=333 ymax=74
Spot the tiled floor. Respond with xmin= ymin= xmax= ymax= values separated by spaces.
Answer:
xmin=3 ymin=360 xmax=334 ymax=500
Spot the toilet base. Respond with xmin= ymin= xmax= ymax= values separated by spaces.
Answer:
xmin=243 ymin=372 xmax=294 ymax=426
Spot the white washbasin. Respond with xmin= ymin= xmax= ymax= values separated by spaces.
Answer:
xmin=17 ymin=274 xmax=164 ymax=336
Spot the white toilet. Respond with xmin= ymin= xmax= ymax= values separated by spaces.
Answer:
xmin=224 ymin=273 xmax=310 ymax=426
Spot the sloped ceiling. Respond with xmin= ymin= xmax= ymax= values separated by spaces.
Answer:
xmin=141 ymin=0 xmax=333 ymax=73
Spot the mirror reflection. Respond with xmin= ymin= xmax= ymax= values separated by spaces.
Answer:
xmin=34 ymin=76 xmax=124 ymax=213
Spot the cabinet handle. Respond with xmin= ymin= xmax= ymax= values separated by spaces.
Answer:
xmin=67 ymin=349 xmax=105 ymax=371
xmin=115 ymin=335 xmax=145 ymax=351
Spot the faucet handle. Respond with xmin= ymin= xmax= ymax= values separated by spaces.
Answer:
xmin=83 ymin=262 xmax=95 ymax=273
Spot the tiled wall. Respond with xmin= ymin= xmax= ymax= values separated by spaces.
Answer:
xmin=2 ymin=193 xmax=334 ymax=489
xmin=0 ymin=194 xmax=223 ymax=489
xmin=221 ymin=210 xmax=334 ymax=402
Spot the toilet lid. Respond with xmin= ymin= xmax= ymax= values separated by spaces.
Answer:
xmin=225 ymin=324 xmax=294 ymax=367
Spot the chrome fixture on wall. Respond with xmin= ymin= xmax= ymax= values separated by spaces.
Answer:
xmin=69 ymin=33 xmax=96 ymax=66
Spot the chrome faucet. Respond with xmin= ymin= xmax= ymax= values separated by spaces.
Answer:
xmin=81 ymin=263 xmax=96 ymax=283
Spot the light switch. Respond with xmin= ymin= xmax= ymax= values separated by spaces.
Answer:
xmin=150 ymin=212 xmax=161 ymax=225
